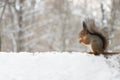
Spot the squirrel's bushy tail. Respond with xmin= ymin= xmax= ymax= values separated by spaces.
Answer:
xmin=103 ymin=52 xmax=120 ymax=55
xmin=102 ymin=52 xmax=120 ymax=58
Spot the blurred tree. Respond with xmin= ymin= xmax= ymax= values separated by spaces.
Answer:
xmin=16 ymin=0 xmax=24 ymax=52
xmin=110 ymin=0 xmax=120 ymax=29
xmin=108 ymin=0 xmax=120 ymax=51
xmin=0 ymin=0 xmax=8 ymax=51
xmin=45 ymin=0 xmax=72 ymax=51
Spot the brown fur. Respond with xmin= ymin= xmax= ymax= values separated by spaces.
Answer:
xmin=79 ymin=19 xmax=119 ymax=56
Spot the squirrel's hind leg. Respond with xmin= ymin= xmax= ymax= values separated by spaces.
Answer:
xmin=88 ymin=52 xmax=100 ymax=55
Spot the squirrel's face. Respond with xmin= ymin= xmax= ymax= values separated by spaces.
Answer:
xmin=79 ymin=30 xmax=88 ymax=44
xmin=79 ymin=21 xmax=89 ymax=44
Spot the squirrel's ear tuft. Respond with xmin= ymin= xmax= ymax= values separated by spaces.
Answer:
xmin=83 ymin=21 xmax=87 ymax=29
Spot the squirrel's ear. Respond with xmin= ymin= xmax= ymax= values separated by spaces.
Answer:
xmin=83 ymin=21 xmax=87 ymax=30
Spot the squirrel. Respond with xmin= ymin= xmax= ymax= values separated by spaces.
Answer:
xmin=79 ymin=19 xmax=119 ymax=56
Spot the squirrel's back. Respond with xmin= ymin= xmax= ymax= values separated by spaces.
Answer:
xmin=85 ymin=19 xmax=108 ymax=51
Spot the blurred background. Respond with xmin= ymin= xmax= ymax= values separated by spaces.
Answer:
xmin=0 ymin=0 xmax=120 ymax=52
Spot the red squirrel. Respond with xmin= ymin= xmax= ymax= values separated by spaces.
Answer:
xmin=79 ymin=19 xmax=119 ymax=56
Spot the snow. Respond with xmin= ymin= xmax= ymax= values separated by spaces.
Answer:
xmin=0 ymin=52 xmax=120 ymax=80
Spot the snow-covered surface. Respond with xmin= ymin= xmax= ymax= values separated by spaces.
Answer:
xmin=0 ymin=52 xmax=120 ymax=80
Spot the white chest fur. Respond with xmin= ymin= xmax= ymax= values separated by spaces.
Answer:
xmin=83 ymin=44 xmax=93 ymax=52
xmin=81 ymin=43 xmax=93 ymax=52
xmin=86 ymin=44 xmax=93 ymax=52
